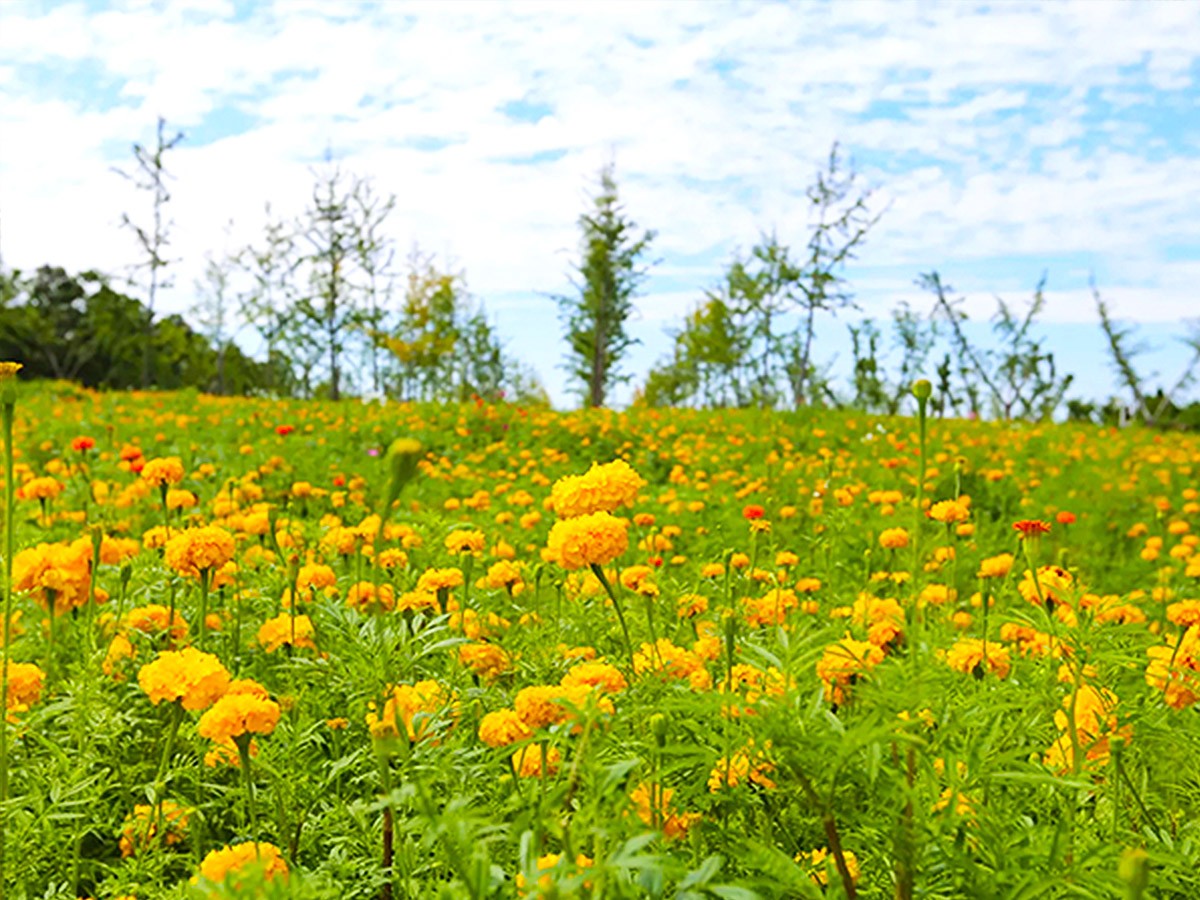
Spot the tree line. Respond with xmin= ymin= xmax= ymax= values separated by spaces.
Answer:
xmin=2 ymin=118 xmax=1198 ymax=425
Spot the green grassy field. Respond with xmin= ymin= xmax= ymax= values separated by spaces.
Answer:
xmin=0 ymin=380 xmax=1197 ymax=898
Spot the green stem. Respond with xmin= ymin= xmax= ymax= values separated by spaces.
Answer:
xmin=0 ymin=396 xmax=14 ymax=898
xmin=590 ymin=564 xmax=633 ymax=668
xmin=197 ymin=568 xmax=210 ymax=651
xmin=237 ymin=734 xmax=258 ymax=838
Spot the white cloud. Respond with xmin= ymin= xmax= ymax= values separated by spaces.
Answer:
xmin=0 ymin=0 xmax=1198 ymax=404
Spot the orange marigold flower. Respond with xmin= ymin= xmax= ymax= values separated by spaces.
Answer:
xmin=140 ymin=456 xmax=185 ymax=488
xmin=163 ymin=526 xmax=236 ymax=578
xmin=928 ymin=499 xmax=970 ymax=524
xmin=256 ymin=613 xmax=317 ymax=653
xmin=197 ymin=690 xmax=281 ymax=743
xmin=137 ymin=647 xmax=230 ymax=711
xmin=1013 ymin=519 xmax=1052 ymax=537
xmin=194 ymin=842 xmax=288 ymax=886
xmin=478 ymin=708 xmax=531 ymax=747
xmin=545 ymin=512 xmax=629 ymax=570
xmin=4 ymin=661 xmax=45 ymax=719
xmin=549 ymin=459 xmax=645 ymax=518
xmin=367 ymin=680 xmax=454 ymax=742
xmin=879 ymin=528 xmax=909 ymax=550
xmin=119 ymin=800 xmax=190 ymax=857
xmin=944 ymin=638 xmax=1011 ymax=679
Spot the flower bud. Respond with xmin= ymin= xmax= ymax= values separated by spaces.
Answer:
xmin=911 ymin=379 xmax=932 ymax=401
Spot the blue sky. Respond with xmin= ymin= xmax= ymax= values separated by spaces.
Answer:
xmin=1 ymin=0 xmax=1198 ymax=406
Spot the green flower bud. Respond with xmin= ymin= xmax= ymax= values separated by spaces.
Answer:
xmin=911 ymin=379 xmax=932 ymax=401
xmin=383 ymin=438 xmax=423 ymax=513
xmin=649 ymin=713 xmax=668 ymax=748
xmin=1118 ymin=847 xmax=1149 ymax=897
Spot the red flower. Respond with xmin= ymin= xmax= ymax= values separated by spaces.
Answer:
xmin=130 ymin=458 xmax=145 ymax=474
xmin=333 ymin=475 xmax=346 ymax=488
xmin=276 ymin=425 xmax=295 ymax=437
xmin=649 ymin=555 xmax=664 ymax=567
xmin=71 ymin=436 xmax=95 ymax=452
xmin=742 ymin=504 xmax=765 ymax=521
xmin=1055 ymin=511 xmax=1076 ymax=526
xmin=1013 ymin=520 xmax=1051 ymax=537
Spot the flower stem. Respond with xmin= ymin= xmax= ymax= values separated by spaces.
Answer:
xmin=0 ymin=392 xmax=15 ymax=897
xmin=590 ymin=564 xmax=633 ymax=668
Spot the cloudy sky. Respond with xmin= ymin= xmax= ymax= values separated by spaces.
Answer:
xmin=2 ymin=0 xmax=1198 ymax=404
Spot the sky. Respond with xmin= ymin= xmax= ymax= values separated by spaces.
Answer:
xmin=2 ymin=0 xmax=1199 ymax=406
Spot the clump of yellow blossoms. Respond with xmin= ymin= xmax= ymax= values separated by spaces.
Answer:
xmin=945 ymin=638 xmax=1011 ymax=679
xmin=137 ymin=647 xmax=230 ymax=711
xmin=816 ymin=637 xmax=885 ymax=705
xmin=549 ymin=458 xmax=645 ymax=518
xmin=545 ymin=512 xmax=629 ymax=570
xmin=257 ymin=613 xmax=317 ymax=653
xmin=12 ymin=541 xmax=93 ymax=614
xmin=4 ymin=661 xmax=45 ymax=720
xmin=163 ymin=526 xmax=236 ymax=578
xmin=193 ymin=841 xmax=288 ymax=886
xmin=197 ymin=686 xmax=281 ymax=744
xmin=140 ymin=456 xmax=185 ymax=488
xmin=120 ymin=800 xmax=190 ymax=857
xmin=367 ymin=680 xmax=454 ymax=742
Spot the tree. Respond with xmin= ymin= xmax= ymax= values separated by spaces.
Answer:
xmin=295 ymin=161 xmax=359 ymax=400
xmin=350 ymin=179 xmax=397 ymax=396
xmin=239 ymin=205 xmax=300 ymax=395
xmin=783 ymin=143 xmax=880 ymax=408
xmin=115 ymin=116 xmax=184 ymax=388
xmin=556 ymin=164 xmax=655 ymax=408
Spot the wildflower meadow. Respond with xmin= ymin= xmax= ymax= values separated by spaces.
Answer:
xmin=1 ymin=373 xmax=1198 ymax=899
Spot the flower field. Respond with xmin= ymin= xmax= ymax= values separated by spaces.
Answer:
xmin=3 ymin=379 xmax=1200 ymax=898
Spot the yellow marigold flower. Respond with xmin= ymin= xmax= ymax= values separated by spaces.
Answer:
xmin=700 ymin=563 xmax=725 ymax=578
xmin=367 ymin=680 xmax=454 ymax=742
xmin=478 ymin=708 xmax=531 ymax=747
xmin=545 ymin=511 xmax=629 ymax=570
xmin=481 ymin=560 xmax=523 ymax=593
xmin=197 ymin=690 xmax=281 ymax=743
xmin=137 ymin=647 xmax=230 ymax=711
xmin=628 ymin=782 xmax=701 ymax=839
xmin=1146 ymin=626 xmax=1200 ymax=709
xmin=163 ymin=526 xmax=236 ymax=578
xmin=256 ymin=613 xmax=317 ymax=653
xmin=1167 ymin=599 xmax=1200 ymax=627
xmin=296 ymin=563 xmax=337 ymax=598
xmin=165 ymin=488 xmax=197 ymax=511
xmin=122 ymin=604 xmax=189 ymax=642
xmin=560 ymin=661 xmax=627 ymax=694
xmin=120 ymin=800 xmax=190 ymax=857
xmin=676 ymin=593 xmax=709 ymax=619
xmin=417 ymin=567 xmax=465 ymax=594
xmin=12 ymin=541 xmax=93 ymax=614
xmin=377 ymin=548 xmax=408 ymax=569
xmin=816 ymin=637 xmax=885 ymax=705
xmin=291 ymin=481 xmax=312 ymax=499
xmin=549 ymin=458 xmax=645 ymax=518
xmin=797 ymin=847 xmax=860 ymax=887
xmin=945 ymin=638 xmax=1011 ymax=679
xmin=978 ymin=553 xmax=1014 ymax=579
xmin=445 ymin=529 xmax=486 ymax=555
xmin=633 ymin=639 xmax=711 ymax=691
xmin=17 ymin=476 xmax=64 ymax=502
xmin=707 ymin=741 xmax=776 ymax=792
xmin=194 ymin=842 xmax=288 ymax=885
xmin=511 ymin=743 xmax=560 ymax=778
xmin=103 ymin=633 xmax=136 ymax=678
xmin=928 ymin=499 xmax=970 ymax=524
xmin=458 ymin=642 xmax=510 ymax=680
xmin=141 ymin=457 xmax=185 ymax=488
xmin=879 ymin=528 xmax=909 ymax=550
xmin=515 ymin=853 xmax=594 ymax=891
xmin=345 ymin=581 xmax=395 ymax=613
xmin=4 ymin=661 xmax=45 ymax=719
xmin=1018 ymin=566 xmax=1073 ymax=607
